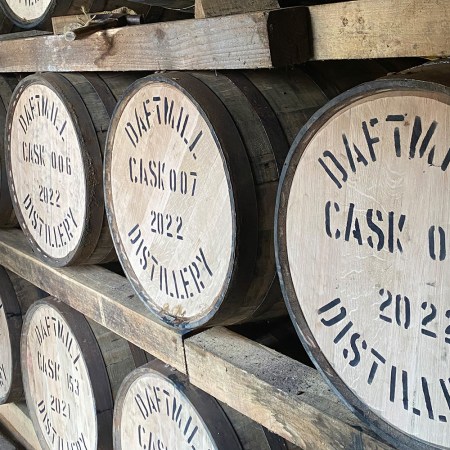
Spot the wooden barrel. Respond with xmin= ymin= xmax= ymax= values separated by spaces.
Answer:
xmin=0 ymin=267 xmax=47 ymax=404
xmin=104 ymin=63 xmax=389 ymax=329
xmin=0 ymin=0 xmax=151 ymax=30
xmin=0 ymin=74 xmax=19 ymax=228
xmin=6 ymin=71 xmax=140 ymax=266
xmin=114 ymin=358 xmax=299 ymax=450
xmin=21 ymin=297 xmax=136 ymax=450
xmin=276 ymin=60 xmax=450 ymax=450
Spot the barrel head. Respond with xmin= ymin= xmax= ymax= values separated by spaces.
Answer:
xmin=276 ymin=62 xmax=450 ymax=449
xmin=105 ymin=73 xmax=256 ymax=329
xmin=21 ymin=298 xmax=114 ymax=450
xmin=6 ymin=73 xmax=106 ymax=266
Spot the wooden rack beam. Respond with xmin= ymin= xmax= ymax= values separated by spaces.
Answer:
xmin=0 ymin=229 xmax=392 ymax=449
xmin=0 ymin=0 xmax=445 ymax=72
xmin=0 ymin=8 xmax=309 ymax=72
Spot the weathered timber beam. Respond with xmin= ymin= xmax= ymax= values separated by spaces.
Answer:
xmin=0 ymin=229 xmax=186 ymax=373
xmin=0 ymin=8 xmax=309 ymax=71
xmin=0 ymin=403 xmax=42 ymax=450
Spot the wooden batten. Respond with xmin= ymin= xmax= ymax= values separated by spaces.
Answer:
xmin=5 ymin=72 xmax=140 ymax=267
xmin=114 ymin=358 xmax=299 ymax=449
xmin=21 ymin=297 xmax=135 ymax=450
xmin=0 ymin=267 xmax=47 ymax=404
xmin=276 ymin=60 xmax=450 ymax=450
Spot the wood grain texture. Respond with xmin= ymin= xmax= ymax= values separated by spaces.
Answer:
xmin=0 ymin=403 xmax=42 ymax=450
xmin=195 ymin=0 xmax=279 ymax=18
xmin=185 ymin=327 xmax=393 ymax=450
xmin=309 ymin=0 xmax=449 ymax=60
xmin=0 ymin=229 xmax=186 ymax=373
xmin=0 ymin=8 xmax=309 ymax=71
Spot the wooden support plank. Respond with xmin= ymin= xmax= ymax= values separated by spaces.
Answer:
xmin=185 ymin=327 xmax=393 ymax=450
xmin=0 ymin=229 xmax=186 ymax=373
xmin=309 ymin=0 xmax=449 ymax=59
xmin=195 ymin=0 xmax=279 ymax=18
xmin=0 ymin=8 xmax=309 ymax=72
xmin=0 ymin=403 xmax=42 ymax=450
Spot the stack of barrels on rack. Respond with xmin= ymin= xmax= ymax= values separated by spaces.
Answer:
xmin=0 ymin=4 xmax=448 ymax=449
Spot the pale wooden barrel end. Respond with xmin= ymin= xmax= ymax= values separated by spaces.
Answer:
xmin=276 ymin=60 xmax=450 ymax=450
xmin=21 ymin=297 xmax=136 ymax=450
xmin=6 ymin=72 xmax=140 ymax=266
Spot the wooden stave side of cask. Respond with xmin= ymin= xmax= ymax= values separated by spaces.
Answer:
xmin=0 ymin=0 xmax=152 ymax=30
xmin=20 ymin=297 xmax=135 ymax=450
xmin=275 ymin=60 xmax=450 ymax=450
xmin=0 ymin=8 xmax=13 ymax=34
xmin=113 ymin=358 xmax=299 ymax=450
xmin=0 ymin=74 xmax=19 ymax=228
xmin=0 ymin=267 xmax=47 ymax=404
xmin=6 ymin=72 xmax=140 ymax=266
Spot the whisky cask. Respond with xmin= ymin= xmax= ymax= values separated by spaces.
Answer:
xmin=104 ymin=64 xmax=387 ymax=329
xmin=0 ymin=0 xmax=151 ymax=30
xmin=276 ymin=60 xmax=450 ymax=450
xmin=0 ymin=74 xmax=18 ymax=228
xmin=0 ymin=267 xmax=46 ymax=404
xmin=114 ymin=358 xmax=299 ymax=450
xmin=6 ymin=72 xmax=139 ymax=266
xmin=21 ymin=297 xmax=136 ymax=450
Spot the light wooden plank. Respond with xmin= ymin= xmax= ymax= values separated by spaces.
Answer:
xmin=0 ymin=229 xmax=186 ymax=373
xmin=309 ymin=0 xmax=449 ymax=59
xmin=0 ymin=8 xmax=309 ymax=72
xmin=185 ymin=327 xmax=393 ymax=450
xmin=195 ymin=0 xmax=279 ymax=18
xmin=0 ymin=403 xmax=42 ymax=450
